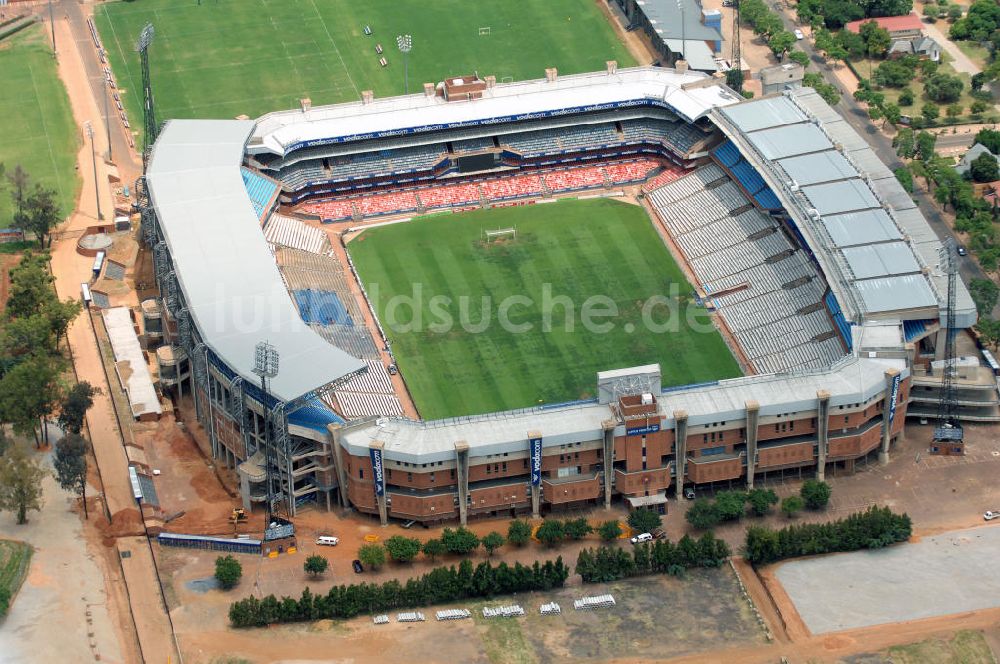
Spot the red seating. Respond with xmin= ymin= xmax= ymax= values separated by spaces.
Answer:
xmin=643 ymin=167 xmax=682 ymax=192
xmin=302 ymin=199 xmax=355 ymax=221
xmin=603 ymin=159 xmax=660 ymax=185
xmin=358 ymin=191 xmax=418 ymax=216
xmin=543 ymin=166 xmax=606 ymax=193
xmin=417 ymin=182 xmax=481 ymax=209
xmin=480 ymin=175 xmax=543 ymax=201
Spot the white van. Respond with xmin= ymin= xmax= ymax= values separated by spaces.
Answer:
xmin=315 ymin=535 xmax=340 ymax=546
xmin=630 ymin=532 xmax=653 ymax=544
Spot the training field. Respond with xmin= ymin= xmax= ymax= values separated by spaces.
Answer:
xmin=96 ymin=0 xmax=634 ymax=131
xmin=349 ymin=199 xmax=742 ymax=420
xmin=0 ymin=25 xmax=80 ymax=227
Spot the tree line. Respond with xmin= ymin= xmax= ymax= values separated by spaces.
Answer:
xmin=229 ymin=556 xmax=571 ymax=628
xmin=575 ymin=532 xmax=730 ymax=584
xmin=743 ymin=505 xmax=912 ymax=565
xmin=0 ymin=164 xmax=64 ymax=249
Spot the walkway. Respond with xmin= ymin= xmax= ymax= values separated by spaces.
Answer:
xmin=923 ymin=20 xmax=981 ymax=75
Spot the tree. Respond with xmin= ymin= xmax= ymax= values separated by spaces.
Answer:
xmin=800 ymin=479 xmax=832 ymax=510
xmin=303 ymin=555 xmax=329 ymax=577
xmin=598 ymin=520 xmax=623 ymax=542
xmin=0 ymin=354 xmax=63 ymax=448
xmin=441 ymin=527 xmax=480 ymax=555
xmin=535 ymin=519 xmax=566 ymax=547
xmin=946 ymin=103 xmax=964 ymax=123
xmin=874 ymin=60 xmax=915 ymax=88
xmin=788 ymin=50 xmax=810 ymax=67
xmin=971 ymin=99 xmax=990 ymax=116
xmin=715 ymin=490 xmax=748 ymax=521
xmin=506 ymin=519 xmax=532 ymax=547
xmin=770 ymin=31 xmax=797 ymax=57
xmin=685 ymin=498 xmax=722 ymax=530
xmin=54 ymin=433 xmax=89 ymax=518
xmin=0 ymin=445 xmax=46 ymax=524
xmin=5 ymin=164 xmax=30 ymax=217
xmin=899 ymin=87 xmax=914 ymax=106
xmin=746 ymin=488 xmax=779 ymax=517
xmin=383 ymin=535 xmax=422 ymax=563
xmin=481 ymin=531 xmax=505 ymax=557
xmin=894 ymin=165 xmax=915 ymax=193
xmin=922 ymin=102 xmax=940 ymax=124
xmin=916 ymin=131 xmax=937 ymax=161
xmin=970 ymin=152 xmax=1000 ymax=183
xmin=803 ymin=72 xmax=840 ymax=106
xmin=564 ymin=517 xmax=593 ymax=540
xmin=358 ymin=543 xmax=386 ymax=569
xmin=215 ymin=555 xmax=243 ymax=590
xmin=836 ymin=29 xmax=867 ymax=58
xmin=924 ymin=3 xmax=942 ymax=21
xmin=421 ymin=538 xmax=445 ymax=562
xmin=969 ymin=279 xmax=999 ymax=316
xmin=976 ymin=129 xmax=1000 ymax=155
xmin=948 ymin=4 xmax=964 ymax=21
xmin=780 ymin=495 xmax=805 ymax=518
xmin=4 ymin=252 xmax=55 ymax=321
xmin=859 ymin=20 xmax=892 ymax=58
xmin=894 ymin=127 xmax=916 ymax=158
xmin=57 ymin=382 xmax=96 ymax=436
xmin=925 ymin=73 xmax=964 ymax=103
xmin=21 ymin=186 xmax=62 ymax=248
xmin=627 ymin=508 xmax=662 ymax=534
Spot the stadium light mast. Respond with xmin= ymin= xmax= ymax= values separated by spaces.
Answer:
xmin=676 ymin=0 xmax=686 ymax=65
xmin=135 ymin=23 xmax=157 ymax=172
xmin=252 ymin=341 xmax=280 ymax=523
xmin=397 ymin=34 xmax=412 ymax=94
xmin=48 ymin=0 xmax=56 ymax=56
xmin=84 ymin=121 xmax=103 ymax=221
xmin=104 ymin=78 xmax=113 ymax=162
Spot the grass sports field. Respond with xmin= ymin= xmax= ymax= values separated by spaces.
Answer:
xmin=0 ymin=25 xmax=80 ymax=228
xmin=349 ymin=199 xmax=741 ymax=419
xmin=96 ymin=0 xmax=634 ymax=132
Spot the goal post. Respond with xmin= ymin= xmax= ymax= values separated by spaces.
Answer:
xmin=479 ymin=26 xmax=491 ymax=36
xmin=484 ymin=227 xmax=516 ymax=243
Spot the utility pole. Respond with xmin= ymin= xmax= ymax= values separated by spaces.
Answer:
xmin=104 ymin=79 xmax=113 ymax=162
xmin=84 ymin=122 xmax=103 ymax=220
xmin=48 ymin=0 xmax=55 ymax=56
xmin=397 ymin=34 xmax=412 ymax=95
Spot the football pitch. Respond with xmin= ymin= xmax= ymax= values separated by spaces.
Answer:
xmin=0 ymin=25 xmax=80 ymax=228
xmin=349 ymin=199 xmax=742 ymax=420
xmin=96 ymin=0 xmax=635 ymax=132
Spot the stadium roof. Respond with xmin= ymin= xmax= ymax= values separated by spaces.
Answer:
xmin=146 ymin=120 xmax=365 ymax=404
xmin=339 ymin=357 xmax=906 ymax=461
xmin=713 ymin=90 xmax=975 ymax=327
xmin=250 ymin=67 xmax=742 ymax=156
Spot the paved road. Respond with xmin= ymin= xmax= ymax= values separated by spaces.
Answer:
xmin=934 ymin=130 xmax=978 ymax=151
xmin=777 ymin=6 xmax=992 ymax=302
xmin=923 ymin=19 xmax=981 ymax=76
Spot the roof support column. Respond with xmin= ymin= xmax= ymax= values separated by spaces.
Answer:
xmin=816 ymin=391 xmax=830 ymax=481
xmin=602 ymin=421 xmax=615 ymax=510
xmin=528 ymin=431 xmax=542 ymax=518
xmin=880 ymin=368 xmax=902 ymax=466
xmin=673 ymin=410 xmax=688 ymax=502
xmin=328 ymin=424 xmax=350 ymax=509
xmin=454 ymin=441 xmax=470 ymax=526
xmin=745 ymin=400 xmax=760 ymax=490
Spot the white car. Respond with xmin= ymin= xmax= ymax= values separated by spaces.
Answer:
xmin=794 ymin=29 xmax=805 ymax=40
xmin=315 ymin=535 xmax=340 ymax=546
xmin=631 ymin=532 xmax=653 ymax=544
xmin=984 ymin=511 xmax=1000 ymax=521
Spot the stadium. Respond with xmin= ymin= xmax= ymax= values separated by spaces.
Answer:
xmin=140 ymin=64 xmax=978 ymax=523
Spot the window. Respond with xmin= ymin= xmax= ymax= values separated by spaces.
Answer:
xmin=523 ymin=459 xmax=528 ymax=468
xmin=450 ymin=469 xmax=455 ymax=479
xmin=486 ymin=465 xmax=492 ymax=475
xmin=430 ymin=473 xmax=435 ymax=482
xmin=387 ymin=469 xmax=393 ymax=479
xmin=359 ymin=469 xmax=364 ymax=479
xmin=703 ymin=434 xmax=709 ymax=443
xmin=502 ymin=462 xmax=507 ymax=472
xmin=702 ymin=445 xmax=725 ymax=456
xmin=407 ymin=473 xmax=413 ymax=482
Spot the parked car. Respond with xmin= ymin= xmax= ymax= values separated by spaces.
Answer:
xmin=794 ymin=29 xmax=805 ymax=40
xmin=315 ymin=535 xmax=340 ymax=546
xmin=352 ymin=559 xmax=365 ymax=573
xmin=984 ymin=510 xmax=1000 ymax=521
xmin=684 ymin=487 xmax=696 ymax=500
xmin=630 ymin=532 xmax=654 ymax=544
xmin=957 ymin=246 xmax=968 ymax=257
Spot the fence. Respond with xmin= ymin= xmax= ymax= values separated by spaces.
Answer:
xmin=157 ymin=532 xmax=262 ymax=555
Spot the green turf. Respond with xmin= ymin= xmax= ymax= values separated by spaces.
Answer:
xmin=349 ymin=199 xmax=742 ymax=420
xmin=0 ymin=25 xmax=81 ymax=228
xmin=0 ymin=539 xmax=32 ymax=617
xmin=96 ymin=0 xmax=634 ymax=139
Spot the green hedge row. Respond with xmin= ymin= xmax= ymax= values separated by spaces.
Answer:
xmin=744 ymin=505 xmax=911 ymax=565
xmin=229 ymin=556 xmax=570 ymax=628
xmin=576 ymin=532 xmax=731 ymax=583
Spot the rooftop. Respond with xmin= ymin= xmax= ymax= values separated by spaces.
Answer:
xmin=145 ymin=120 xmax=366 ymax=404
xmin=845 ymin=13 xmax=924 ymax=34
xmin=103 ymin=307 xmax=162 ymax=419
xmin=249 ymin=67 xmax=742 ymax=156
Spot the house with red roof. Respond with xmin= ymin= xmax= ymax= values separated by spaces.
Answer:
xmin=845 ymin=13 xmax=940 ymax=61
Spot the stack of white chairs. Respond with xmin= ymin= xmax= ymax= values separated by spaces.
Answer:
xmin=539 ymin=602 xmax=562 ymax=616
xmin=396 ymin=611 xmax=425 ymax=622
xmin=573 ymin=594 xmax=616 ymax=611
xmin=482 ymin=605 xmax=525 ymax=618
xmin=435 ymin=609 xmax=472 ymax=621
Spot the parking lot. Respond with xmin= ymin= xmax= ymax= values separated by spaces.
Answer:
xmin=776 ymin=525 xmax=1000 ymax=633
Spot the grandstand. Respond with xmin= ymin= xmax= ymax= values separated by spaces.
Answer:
xmin=141 ymin=67 xmax=977 ymax=520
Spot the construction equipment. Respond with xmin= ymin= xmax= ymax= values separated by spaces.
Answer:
xmin=229 ymin=507 xmax=248 ymax=535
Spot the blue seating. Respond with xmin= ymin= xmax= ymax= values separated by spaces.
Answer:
xmin=288 ymin=397 xmax=345 ymax=431
xmin=731 ymin=161 xmax=767 ymax=195
xmin=903 ymin=318 xmax=934 ymax=342
xmin=754 ymin=187 xmax=782 ymax=210
xmin=241 ymin=168 xmax=278 ymax=219
xmin=825 ymin=291 xmax=853 ymax=350
xmin=293 ymin=289 xmax=353 ymax=326
xmin=712 ymin=140 xmax=742 ymax=168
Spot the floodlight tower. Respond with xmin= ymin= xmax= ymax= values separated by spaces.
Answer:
xmin=252 ymin=341 xmax=280 ymax=522
xmin=932 ymin=238 xmax=964 ymax=452
xmin=135 ymin=23 xmax=157 ymax=171
xmin=84 ymin=121 xmax=103 ymax=221
xmin=397 ymin=34 xmax=412 ymax=94
xmin=729 ymin=1 xmax=744 ymax=91
xmin=676 ymin=0 xmax=686 ymax=65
